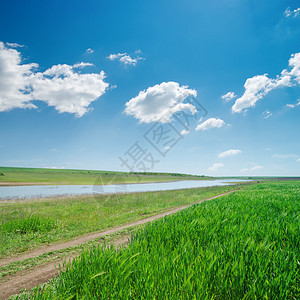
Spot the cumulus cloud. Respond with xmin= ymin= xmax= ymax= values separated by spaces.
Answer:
xmin=240 ymin=166 xmax=263 ymax=172
xmin=284 ymin=7 xmax=300 ymax=18
xmin=107 ymin=51 xmax=144 ymax=66
xmin=286 ymin=99 xmax=300 ymax=108
xmin=289 ymin=53 xmax=300 ymax=83
xmin=232 ymin=74 xmax=291 ymax=113
xmin=30 ymin=65 xmax=108 ymax=117
xmin=0 ymin=42 xmax=109 ymax=117
xmin=263 ymin=109 xmax=272 ymax=119
xmin=124 ymin=81 xmax=197 ymax=123
xmin=232 ymin=52 xmax=300 ymax=113
xmin=85 ymin=48 xmax=94 ymax=54
xmin=218 ymin=149 xmax=241 ymax=158
xmin=195 ymin=118 xmax=227 ymax=131
xmin=297 ymin=158 xmax=300 ymax=163
xmin=207 ymin=163 xmax=224 ymax=172
xmin=0 ymin=41 xmax=38 ymax=112
xmin=221 ymin=92 xmax=236 ymax=102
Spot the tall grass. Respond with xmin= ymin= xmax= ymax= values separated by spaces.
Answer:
xmin=0 ymin=214 xmax=58 ymax=255
xmin=0 ymin=184 xmax=241 ymax=257
xmin=20 ymin=181 xmax=300 ymax=299
xmin=1 ymin=215 xmax=57 ymax=234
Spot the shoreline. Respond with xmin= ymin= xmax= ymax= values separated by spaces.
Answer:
xmin=0 ymin=177 xmax=211 ymax=187
xmin=0 ymin=182 xmax=248 ymax=203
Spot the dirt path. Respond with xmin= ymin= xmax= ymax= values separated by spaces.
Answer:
xmin=0 ymin=190 xmax=238 ymax=299
xmin=0 ymin=236 xmax=130 ymax=300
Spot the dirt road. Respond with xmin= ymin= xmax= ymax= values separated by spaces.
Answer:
xmin=0 ymin=190 xmax=237 ymax=299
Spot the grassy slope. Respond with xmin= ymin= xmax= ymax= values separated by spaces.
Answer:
xmin=0 ymin=166 xmax=210 ymax=185
xmin=18 ymin=181 xmax=299 ymax=299
xmin=0 ymin=184 xmax=242 ymax=258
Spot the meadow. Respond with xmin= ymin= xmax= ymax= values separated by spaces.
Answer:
xmin=15 ymin=180 xmax=299 ymax=299
xmin=0 ymin=184 xmax=240 ymax=258
xmin=0 ymin=167 xmax=210 ymax=185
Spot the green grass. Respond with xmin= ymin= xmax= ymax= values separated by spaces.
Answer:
xmin=1 ymin=215 xmax=57 ymax=234
xmin=0 ymin=166 xmax=211 ymax=185
xmin=17 ymin=181 xmax=299 ymax=299
xmin=0 ymin=184 xmax=242 ymax=258
xmin=0 ymin=228 xmax=133 ymax=280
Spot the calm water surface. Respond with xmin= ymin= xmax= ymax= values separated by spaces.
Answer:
xmin=0 ymin=179 xmax=247 ymax=200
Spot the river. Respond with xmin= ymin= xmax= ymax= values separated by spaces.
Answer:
xmin=0 ymin=179 xmax=248 ymax=200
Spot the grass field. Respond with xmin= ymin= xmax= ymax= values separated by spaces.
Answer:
xmin=15 ymin=181 xmax=299 ymax=299
xmin=0 ymin=184 xmax=242 ymax=258
xmin=0 ymin=166 xmax=211 ymax=185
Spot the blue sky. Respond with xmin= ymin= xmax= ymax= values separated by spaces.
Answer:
xmin=0 ymin=0 xmax=299 ymax=176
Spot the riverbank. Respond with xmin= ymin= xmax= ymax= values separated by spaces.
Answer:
xmin=3 ymin=180 xmax=300 ymax=299
xmin=0 ymin=179 xmax=250 ymax=200
xmin=0 ymin=190 xmax=239 ymax=299
xmin=0 ymin=184 xmax=246 ymax=259
xmin=0 ymin=166 xmax=211 ymax=186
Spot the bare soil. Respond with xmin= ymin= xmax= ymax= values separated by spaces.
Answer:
xmin=0 ymin=190 xmax=238 ymax=300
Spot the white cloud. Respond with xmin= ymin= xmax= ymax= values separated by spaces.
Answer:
xmin=263 ymin=109 xmax=272 ymax=119
xmin=232 ymin=74 xmax=291 ymax=113
xmin=30 ymin=65 xmax=108 ymax=117
xmin=218 ymin=149 xmax=241 ymax=159
xmin=0 ymin=42 xmax=109 ymax=117
xmin=85 ymin=48 xmax=94 ymax=54
xmin=284 ymin=7 xmax=300 ymax=18
xmin=289 ymin=53 xmax=300 ymax=83
xmin=195 ymin=117 xmax=227 ymax=131
xmin=73 ymin=62 xmax=94 ymax=68
xmin=221 ymin=91 xmax=236 ymax=102
xmin=207 ymin=163 xmax=224 ymax=172
xmin=251 ymin=166 xmax=263 ymax=170
xmin=240 ymin=166 xmax=263 ymax=172
xmin=232 ymin=74 xmax=273 ymax=113
xmin=272 ymin=154 xmax=298 ymax=159
xmin=180 ymin=129 xmax=190 ymax=135
xmin=297 ymin=158 xmax=300 ymax=163
xmin=107 ymin=51 xmax=144 ymax=66
xmin=0 ymin=41 xmax=38 ymax=112
xmin=286 ymin=99 xmax=300 ymax=108
xmin=232 ymin=52 xmax=300 ymax=113
xmin=124 ymin=81 xmax=197 ymax=123
xmin=5 ymin=42 xmax=24 ymax=48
